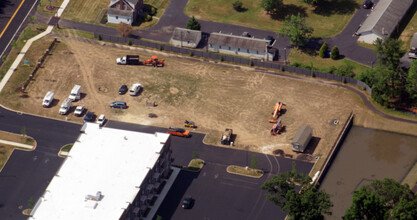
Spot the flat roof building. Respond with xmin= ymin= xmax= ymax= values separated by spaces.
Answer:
xmin=29 ymin=123 xmax=172 ymax=220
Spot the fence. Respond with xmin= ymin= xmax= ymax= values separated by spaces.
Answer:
xmin=21 ymin=38 xmax=58 ymax=93
xmin=95 ymin=33 xmax=372 ymax=95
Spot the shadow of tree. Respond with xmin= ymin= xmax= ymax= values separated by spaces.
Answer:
xmin=0 ymin=0 xmax=13 ymax=15
xmin=313 ymin=0 xmax=360 ymax=17
xmin=270 ymin=4 xmax=308 ymax=21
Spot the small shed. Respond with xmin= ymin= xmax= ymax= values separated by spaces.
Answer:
xmin=410 ymin=33 xmax=417 ymax=50
xmin=291 ymin=126 xmax=312 ymax=153
xmin=170 ymin=27 xmax=202 ymax=48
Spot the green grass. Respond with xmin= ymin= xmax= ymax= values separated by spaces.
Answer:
xmin=358 ymin=42 xmax=377 ymax=51
xmin=185 ymin=0 xmax=362 ymax=38
xmin=226 ymin=165 xmax=263 ymax=178
xmin=0 ymin=24 xmax=48 ymax=81
xmin=188 ymin=159 xmax=204 ymax=171
xmin=287 ymin=48 xmax=371 ymax=75
xmin=399 ymin=5 xmax=417 ymax=51
xmin=61 ymin=144 xmax=73 ymax=152
xmin=37 ymin=0 xmax=64 ymax=16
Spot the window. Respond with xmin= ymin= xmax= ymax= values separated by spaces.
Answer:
xmin=256 ymin=50 xmax=259 ymax=54
xmin=219 ymin=45 xmax=222 ymax=49
xmin=127 ymin=19 xmax=129 ymax=22
xmin=238 ymin=48 xmax=240 ymax=51
xmin=116 ymin=16 xmax=118 ymax=19
xmin=228 ymin=46 xmax=231 ymax=50
xmin=247 ymin=49 xmax=249 ymax=53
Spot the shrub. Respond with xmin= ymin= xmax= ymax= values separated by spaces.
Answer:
xmin=331 ymin=46 xmax=339 ymax=60
xmin=128 ymin=40 xmax=132 ymax=46
xmin=311 ymin=72 xmax=315 ymax=77
xmin=144 ymin=14 xmax=152 ymax=22
xmin=1 ymin=56 xmax=6 ymax=62
xmin=319 ymin=42 xmax=328 ymax=58
xmin=233 ymin=0 xmax=243 ymax=12
xmin=98 ymin=34 xmax=102 ymax=40
xmin=189 ymin=51 xmax=193 ymax=57
xmin=158 ymin=45 xmax=163 ymax=51
xmin=186 ymin=16 xmax=201 ymax=30
xmin=343 ymin=77 xmax=347 ymax=83
xmin=220 ymin=55 xmax=224 ymax=62
xmin=280 ymin=66 xmax=285 ymax=71
xmin=11 ymin=40 xmax=16 ymax=47
xmin=150 ymin=7 xmax=157 ymax=16
xmin=249 ymin=59 xmax=253 ymax=66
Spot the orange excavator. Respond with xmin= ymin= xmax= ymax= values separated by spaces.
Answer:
xmin=270 ymin=119 xmax=283 ymax=135
xmin=268 ymin=102 xmax=283 ymax=123
xmin=143 ymin=56 xmax=165 ymax=67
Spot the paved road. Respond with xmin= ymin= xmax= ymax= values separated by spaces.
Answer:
xmin=0 ymin=0 xmax=38 ymax=66
xmin=0 ymin=107 xmax=81 ymax=220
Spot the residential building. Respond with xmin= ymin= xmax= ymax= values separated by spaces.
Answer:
xmin=357 ymin=0 xmax=413 ymax=44
xmin=208 ymin=32 xmax=275 ymax=61
xmin=107 ymin=0 xmax=143 ymax=25
xmin=29 ymin=123 xmax=173 ymax=220
xmin=170 ymin=27 xmax=202 ymax=48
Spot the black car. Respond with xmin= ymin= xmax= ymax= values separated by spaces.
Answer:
xmin=110 ymin=101 xmax=128 ymax=109
xmin=182 ymin=196 xmax=193 ymax=209
xmin=363 ymin=0 xmax=373 ymax=9
xmin=119 ymin=84 xmax=128 ymax=95
xmin=84 ymin=111 xmax=96 ymax=122
xmin=266 ymin=36 xmax=275 ymax=46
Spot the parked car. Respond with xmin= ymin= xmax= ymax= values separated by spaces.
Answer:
xmin=363 ymin=0 xmax=373 ymax=9
xmin=96 ymin=114 xmax=106 ymax=126
xmin=74 ymin=105 xmax=85 ymax=116
xmin=182 ymin=196 xmax=193 ymax=209
xmin=84 ymin=111 xmax=96 ymax=122
xmin=129 ymin=83 xmax=142 ymax=96
xmin=110 ymin=101 xmax=127 ymax=109
xmin=119 ymin=84 xmax=128 ymax=95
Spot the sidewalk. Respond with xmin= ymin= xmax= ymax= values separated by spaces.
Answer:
xmin=0 ymin=139 xmax=33 ymax=150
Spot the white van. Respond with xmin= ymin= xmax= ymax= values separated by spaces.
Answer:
xmin=129 ymin=83 xmax=142 ymax=96
xmin=59 ymin=98 xmax=72 ymax=115
xmin=69 ymin=85 xmax=81 ymax=101
xmin=42 ymin=91 xmax=54 ymax=107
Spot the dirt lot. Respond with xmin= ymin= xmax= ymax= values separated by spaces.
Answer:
xmin=0 ymin=36 xmax=363 ymax=160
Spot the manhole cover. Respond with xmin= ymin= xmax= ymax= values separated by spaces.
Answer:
xmin=330 ymin=119 xmax=339 ymax=126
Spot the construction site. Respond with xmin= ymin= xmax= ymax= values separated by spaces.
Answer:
xmin=0 ymin=36 xmax=383 ymax=160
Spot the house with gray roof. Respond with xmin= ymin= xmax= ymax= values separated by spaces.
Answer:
xmin=170 ymin=28 xmax=202 ymax=48
xmin=208 ymin=32 xmax=275 ymax=61
xmin=357 ymin=0 xmax=413 ymax=44
xmin=107 ymin=0 xmax=143 ymax=25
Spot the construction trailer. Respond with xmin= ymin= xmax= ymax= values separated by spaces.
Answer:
xmin=221 ymin=128 xmax=233 ymax=145
xmin=291 ymin=125 xmax=312 ymax=152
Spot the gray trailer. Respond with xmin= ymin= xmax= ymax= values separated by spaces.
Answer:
xmin=291 ymin=125 xmax=312 ymax=152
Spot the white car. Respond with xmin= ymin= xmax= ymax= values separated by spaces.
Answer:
xmin=97 ymin=114 xmax=106 ymax=126
xmin=74 ymin=106 xmax=85 ymax=116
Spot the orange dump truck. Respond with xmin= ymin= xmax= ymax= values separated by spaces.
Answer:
xmin=167 ymin=127 xmax=190 ymax=137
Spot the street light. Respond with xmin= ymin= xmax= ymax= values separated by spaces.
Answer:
xmin=284 ymin=48 xmax=287 ymax=65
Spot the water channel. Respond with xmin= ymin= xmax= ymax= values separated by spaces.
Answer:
xmin=319 ymin=126 xmax=417 ymax=219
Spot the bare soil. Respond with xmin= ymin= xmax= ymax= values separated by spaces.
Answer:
xmin=3 ymin=36 xmax=416 ymax=168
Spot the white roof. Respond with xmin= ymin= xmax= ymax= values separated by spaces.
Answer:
xmin=30 ymin=123 xmax=170 ymax=220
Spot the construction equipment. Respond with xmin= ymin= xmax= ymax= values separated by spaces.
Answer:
xmin=268 ymin=102 xmax=283 ymax=123
xmin=116 ymin=55 xmax=140 ymax=65
xmin=143 ymin=56 xmax=164 ymax=67
xmin=184 ymin=120 xmax=197 ymax=128
xmin=167 ymin=127 xmax=190 ymax=137
xmin=270 ymin=119 xmax=283 ymax=135
xmin=221 ymin=128 xmax=233 ymax=145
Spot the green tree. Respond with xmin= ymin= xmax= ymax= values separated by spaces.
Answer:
xmin=186 ymin=16 xmax=201 ymax=30
xmin=262 ymin=163 xmax=333 ymax=219
xmin=233 ymin=0 xmax=243 ymax=12
xmin=344 ymin=178 xmax=417 ymax=220
xmin=279 ymin=13 xmax=313 ymax=47
xmin=406 ymin=60 xmax=417 ymax=103
xmin=303 ymin=0 xmax=322 ymax=5
xmin=375 ymin=38 xmax=405 ymax=72
xmin=260 ymin=0 xmax=283 ymax=14
xmin=331 ymin=63 xmax=354 ymax=78
xmin=330 ymin=46 xmax=339 ymax=60
xmin=319 ymin=42 xmax=328 ymax=58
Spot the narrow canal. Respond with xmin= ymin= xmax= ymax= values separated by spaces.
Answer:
xmin=319 ymin=126 xmax=417 ymax=219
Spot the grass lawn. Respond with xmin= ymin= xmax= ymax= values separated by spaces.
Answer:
xmin=37 ymin=0 xmax=64 ymax=16
xmin=61 ymin=144 xmax=73 ymax=152
xmin=62 ymin=0 xmax=170 ymax=29
xmin=0 ymin=24 xmax=48 ymax=80
xmin=287 ymin=48 xmax=371 ymax=75
xmin=399 ymin=5 xmax=417 ymax=50
xmin=226 ymin=165 xmax=263 ymax=178
xmin=185 ymin=0 xmax=362 ymax=38
xmin=188 ymin=158 xmax=204 ymax=171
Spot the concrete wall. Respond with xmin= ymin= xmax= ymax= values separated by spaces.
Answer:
xmin=107 ymin=14 xmax=133 ymax=25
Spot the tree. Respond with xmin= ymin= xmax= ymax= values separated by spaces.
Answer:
xmin=279 ymin=13 xmax=313 ymax=47
xmin=260 ymin=0 xmax=283 ymax=14
xmin=319 ymin=42 xmax=328 ymax=58
xmin=186 ymin=16 xmax=201 ymax=30
xmin=375 ymin=38 xmax=405 ymax=72
xmin=116 ymin=22 xmax=132 ymax=37
xmin=303 ymin=0 xmax=322 ymax=5
xmin=232 ymin=0 xmax=244 ymax=12
xmin=330 ymin=46 xmax=339 ymax=60
xmin=330 ymin=63 xmax=355 ymax=78
xmin=406 ymin=60 xmax=417 ymax=103
xmin=344 ymin=178 xmax=417 ymax=220
xmin=262 ymin=163 xmax=333 ymax=219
